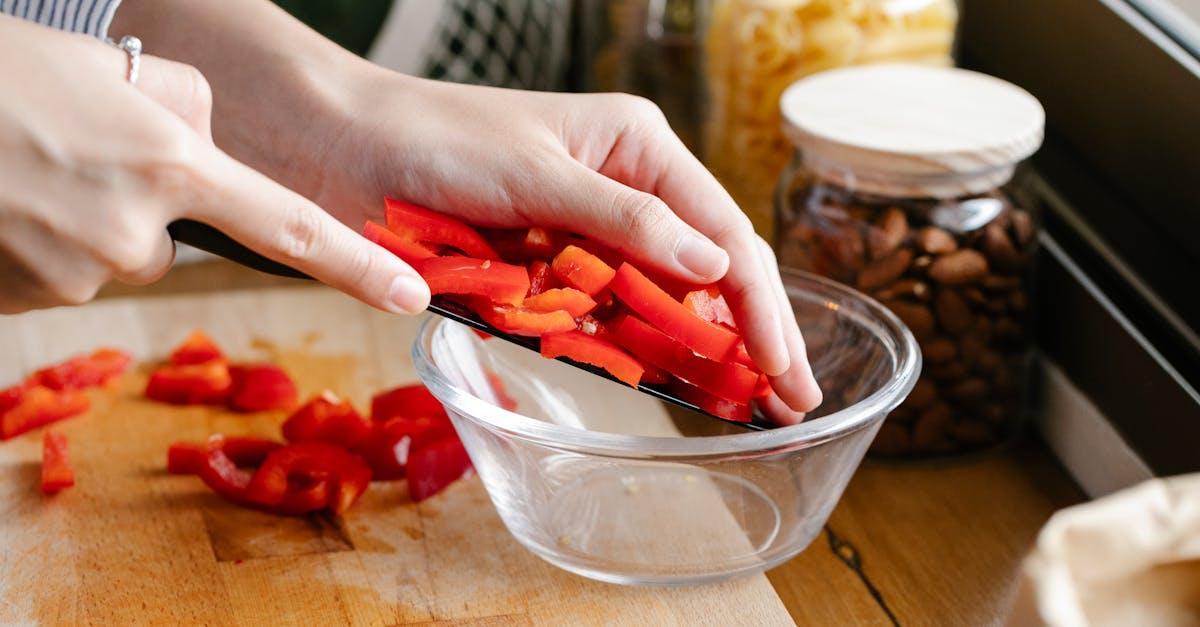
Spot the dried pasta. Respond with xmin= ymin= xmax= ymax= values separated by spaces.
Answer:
xmin=704 ymin=0 xmax=957 ymax=236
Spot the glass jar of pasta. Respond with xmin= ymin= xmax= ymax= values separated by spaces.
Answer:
xmin=775 ymin=65 xmax=1045 ymax=457
xmin=703 ymin=0 xmax=958 ymax=237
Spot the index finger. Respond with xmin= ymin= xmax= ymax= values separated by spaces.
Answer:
xmin=182 ymin=146 xmax=431 ymax=314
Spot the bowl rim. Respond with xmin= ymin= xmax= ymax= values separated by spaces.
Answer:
xmin=412 ymin=269 xmax=922 ymax=458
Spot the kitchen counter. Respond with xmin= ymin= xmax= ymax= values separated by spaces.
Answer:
xmin=98 ymin=260 xmax=1085 ymax=625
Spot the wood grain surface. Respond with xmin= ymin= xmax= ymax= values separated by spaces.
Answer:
xmin=0 ymin=262 xmax=1084 ymax=626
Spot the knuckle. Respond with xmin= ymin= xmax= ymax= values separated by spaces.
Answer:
xmin=53 ymin=279 xmax=102 ymax=307
xmin=275 ymin=208 xmax=325 ymax=263
xmin=610 ymin=93 xmax=667 ymax=124
xmin=179 ymin=64 xmax=214 ymax=118
xmin=714 ymin=213 xmax=756 ymax=246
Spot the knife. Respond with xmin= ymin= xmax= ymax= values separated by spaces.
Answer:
xmin=168 ymin=219 xmax=774 ymax=431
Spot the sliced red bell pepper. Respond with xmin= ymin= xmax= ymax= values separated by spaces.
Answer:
xmin=41 ymin=431 xmax=75 ymax=494
xmin=731 ymin=341 xmax=755 ymax=368
xmin=522 ymin=288 xmax=597 ymax=318
xmin=168 ymin=436 xmax=283 ymax=475
xmin=354 ymin=415 xmax=454 ymax=480
xmin=753 ymin=373 xmax=772 ymax=399
xmin=363 ymin=220 xmax=437 ymax=265
xmin=1 ymin=386 xmax=90 ymax=440
xmin=610 ymin=315 xmax=758 ymax=403
xmin=145 ymin=361 xmax=233 ymax=405
xmin=33 ymin=348 xmax=132 ymax=390
xmin=169 ymin=330 xmax=225 ymax=365
xmin=384 ymin=197 xmax=498 ymax=259
xmin=485 ymin=372 xmax=518 ymax=411
xmin=282 ymin=391 xmax=371 ymax=448
xmin=484 ymin=227 xmax=561 ymax=262
xmin=639 ymin=362 xmax=671 ymax=385
xmin=371 ymin=383 xmax=447 ymax=422
xmin=683 ymin=288 xmax=736 ymax=329
xmin=539 ymin=330 xmax=644 ymax=388
xmin=275 ymin=475 xmax=332 ymax=516
xmin=407 ymin=436 xmax=472 ymax=502
xmin=473 ymin=301 xmax=577 ymax=336
xmin=527 ymin=260 xmax=557 ymax=296
xmin=414 ymin=256 xmax=530 ymax=307
xmin=0 ymin=382 xmax=30 ymax=416
xmin=196 ymin=435 xmax=255 ymax=506
xmin=246 ymin=442 xmax=372 ymax=515
xmin=609 ymin=263 xmax=740 ymax=362
xmin=669 ymin=380 xmax=752 ymax=423
xmin=228 ymin=364 xmax=298 ymax=413
xmin=550 ymin=245 xmax=616 ymax=296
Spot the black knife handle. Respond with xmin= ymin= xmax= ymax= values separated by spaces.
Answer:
xmin=168 ymin=219 xmax=311 ymax=280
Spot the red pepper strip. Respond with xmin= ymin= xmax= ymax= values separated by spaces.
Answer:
xmin=246 ymin=442 xmax=372 ymax=514
xmin=33 ymin=348 xmax=132 ymax=391
xmin=196 ymin=435 xmax=255 ymax=506
xmin=384 ymin=197 xmax=498 ymax=259
xmin=540 ymin=330 xmax=644 ymax=388
xmin=41 ymin=431 xmax=75 ymax=494
xmin=610 ymin=315 xmax=758 ymax=403
xmin=0 ymin=382 xmax=31 ymax=415
xmin=485 ymin=372 xmax=518 ymax=411
xmin=609 ymin=263 xmax=740 ymax=362
xmin=282 ymin=391 xmax=371 ymax=448
xmin=731 ymin=342 xmax=755 ymax=368
xmin=414 ymin=256 xmax=530 ymax=307
xmin=472 ymin=301 xmax=577 ymax=337
xmin=522 ymin=288 xmax=597 ymax=317
xmin=355 ymin=415 xmax=454 ymax=480
xmin=527 ymin=260 xmax=557 ymax=296
xmin=550 ymin=245 xmax=616 ymax=296
xmin=169 ymin=330 xmax=225 ymax=365
xmin=371 ymin=383 xmax=447 ymax=422
xmin=145 ymin=361 xmax=233 ymax=405
xmin=363 ymin=220 xmax=437 ymax=265
xmin=639 ymin=363 xmax=671 ymax=385
xmin=275 ymin=475 xmax=332 ymax=516
xmin=228 ymin=364 xmax=298 ymax=413
xmin=523 ymin=227 xmax=559 ymax=259
xmin=753 ymin=374 xmax=772 ymax=399
xmin=168 ymin=437 xmax=283 ymax=475
xmin=407 ymin=436 xmax=472 ymax=502
xmin=1 ymin=386 xmax=90 ymax=440
xmin=669 ymin=379 xmax=752 ymax=423
xmin=683 ymin=288 xmax=737 ymax=329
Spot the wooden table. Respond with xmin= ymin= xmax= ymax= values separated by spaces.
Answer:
xmin=95 ymin=262 xmax=1087 ymax=625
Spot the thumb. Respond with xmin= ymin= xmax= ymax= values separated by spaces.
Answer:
xmin=135 ymin=55 xmax=214 ymax=142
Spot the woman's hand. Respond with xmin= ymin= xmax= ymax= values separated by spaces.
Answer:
xmin=324 ymin=73 xmax=822 ymax=413
xmin=0 ymin=16 xmax=429 ymax=315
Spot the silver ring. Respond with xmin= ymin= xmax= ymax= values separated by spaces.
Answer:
xmin=107 ymin=35 xmax=142 ymax=85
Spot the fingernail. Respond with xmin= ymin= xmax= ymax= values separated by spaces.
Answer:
xmin=387 ymin=274 xmax=431 ymax=314
xmin=675 ymin=234 xmax=729 ymax=280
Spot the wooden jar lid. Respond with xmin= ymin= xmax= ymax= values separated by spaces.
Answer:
xmin=780 ymin=64 xmax=1045 ymax=198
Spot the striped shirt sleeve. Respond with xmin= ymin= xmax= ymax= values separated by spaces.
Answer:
xmin=1 ymin=0 xmax=123 ymax=39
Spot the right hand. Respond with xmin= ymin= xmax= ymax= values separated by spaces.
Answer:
xmin=0 ymin=16 xmax=430 ymax=315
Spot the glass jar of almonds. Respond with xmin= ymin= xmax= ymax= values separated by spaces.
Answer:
xmin=703 ymin=0 xmax=958 ymax=237
xmin=775 ymin=65 xmax=1045 ymax=457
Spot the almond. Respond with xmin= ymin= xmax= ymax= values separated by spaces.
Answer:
xmin=1010 ymin=209 xmax=1035 ymax=247
xmin=915 ymin=227 xmax=958 ymax=255
xmin=857 ymin=248 xmax=913 ymax=291
xmin=981 ymin=223 xmax=1022 ymax=272
xmin=868 ymin=208 xmax=909 ymax=259
xmin=922 ymin=338 xmax=958 ymax=364
xmin=929 ymin=250 xmax=988 ymax=285
xmin=874 ymin=279 xmax=930 ymax=302
xmin=934 ymin=289 xmax=973 ymax=335
xmin=884 ymin=300 xmax=936 ymax=341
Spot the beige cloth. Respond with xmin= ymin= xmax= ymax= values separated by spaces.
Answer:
xmin=1009 ymin=474 xmax=1200 ymax=626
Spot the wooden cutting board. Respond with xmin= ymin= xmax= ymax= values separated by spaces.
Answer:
xmin=0 ymin=286 xmax=794 ymax=626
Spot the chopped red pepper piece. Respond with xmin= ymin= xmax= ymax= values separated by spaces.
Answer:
xmin=609 ymin=263 xmax=740 ymax=362
xmin=1 ymin=382 xmax=31 ymax=416
xmin=522 ymin=288 xmax=597 ymax=318
xmin=669 ymin=380 xmax=752 ymax=423
xmin=473 ymin=301 xmax=577 ymax=336
xmin=169 ymin=330 xmax=225 ymax=365
xmin=414 ymin=256 xmax=530 ymax=307
xmin=41 ymin=431 xmax=74 ymax=494
xmin=33 ymin=348 xmax=132 ymax=390
xmin=753 ymin=373 xmax=772 ymax=399
xmin=371 ymin=383 xmax=447 ymax=422
xmin=639 ymin=362 xmax=671 ymax=385
xmin=1 ymin=385 xmax=90 ymax=440
xmin=484 ymin=227 xmax=561 ymax=262
xmin=168 ymin=436 xmax=283 ymax=475
xmin=363 ymin=220 xmax=437 ymax=265
xmin=407 ymin=436 xmax=472 ymax=502
xmin=275 ymin=475 xmax=332 ymax=516
xmin=540 ymin=330 xmax=644 ymax=388
xmin=683 ymin=288 xmax=736 ymax=329
xmin=385 ymin=197 xmax=498 ymax=259
xmin=145 ymin=361 xmax=233 ymax=405
xmin=246 ymin=442 xmax=372 ymax=515
xmin=355 ymin=415 xmax=454 ymax=480
xmin=527 ymin=260 xmax=557 ymax=296
xmin=196 ymin=435 xmax=255 ymax=506
xmin=282 ymin=391 xmax=371 ymax=448
xmin=611 ymin=315 xmax=758 ymax=403
xmin=228 ymin=364 xmax=298 ymax=413
xmin=550 ymin=245 xmax=616 ymax=296
xmin=731 ymin=341 xmax=755 ymax=368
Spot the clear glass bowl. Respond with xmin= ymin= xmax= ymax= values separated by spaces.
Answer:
xmin=412 ymin=270 xmax=921 ymax=586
